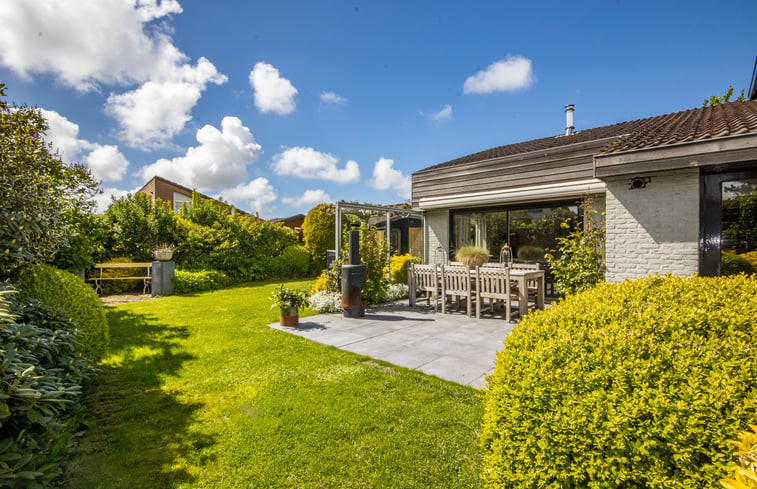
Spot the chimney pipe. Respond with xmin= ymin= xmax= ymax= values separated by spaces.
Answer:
xmin=565 ymin=104 xmax=575 ymax=135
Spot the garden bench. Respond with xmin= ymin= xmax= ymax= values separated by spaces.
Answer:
xmin=90 ymin=262 xmax=152 ymax=295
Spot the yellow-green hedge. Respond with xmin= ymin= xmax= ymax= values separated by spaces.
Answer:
xmin=481 ymin=274 xmax=757 ymax=488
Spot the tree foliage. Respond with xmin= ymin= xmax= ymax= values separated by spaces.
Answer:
xmin=703 ymin=85 xmax=746 ymax=107
xmin=0 ymin=83 xmax=99 ymax=279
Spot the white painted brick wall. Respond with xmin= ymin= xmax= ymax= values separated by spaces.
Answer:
xmin=425 ymin=210 xmax=449 ymax=265
xmin=605 ymin=169 xmax=699 ymax=282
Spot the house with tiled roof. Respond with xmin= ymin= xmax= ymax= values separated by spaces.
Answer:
xmin=138 ymin=175 xmax=249 ymax=216
xmin=412 ymin=98 xmax=757 ymax=286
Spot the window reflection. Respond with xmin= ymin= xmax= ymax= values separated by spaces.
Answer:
xmin=721 ymin=178 xmax=757 ymax=275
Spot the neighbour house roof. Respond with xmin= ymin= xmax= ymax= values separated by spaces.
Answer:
xmin=138 ymin=175 xmax=250 ymax=216
xmin=416 ymin=100 xmax=757 ymax=174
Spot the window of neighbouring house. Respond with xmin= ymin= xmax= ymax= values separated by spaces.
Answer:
xmin=173 ymin=192 xmax=191 ymax=213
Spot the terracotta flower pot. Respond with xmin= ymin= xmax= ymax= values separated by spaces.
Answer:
xmin=279 ymin=306 xmax=299 ymax=327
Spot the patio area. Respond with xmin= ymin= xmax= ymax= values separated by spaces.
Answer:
xmin=269 ymin=301 xmax=515 ymax=389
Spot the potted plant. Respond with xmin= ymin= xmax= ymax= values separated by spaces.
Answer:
xmin=152 ymin=243 xmax=176 ymax=261
xmin=270 ymin=285 xmax=310 ymax=326
xmin=455 ymin=245 xmax=490 ymax=267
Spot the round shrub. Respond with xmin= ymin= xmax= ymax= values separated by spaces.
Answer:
xmin=302 ymin=203 xmax=335 ymax=272
xmin=16 ymin=264 xmax=109 ymax=361
xmin=273 ymin=245 xmax=312 ymax=278
xmin=481 ymin=274 xmax=757 ymax=489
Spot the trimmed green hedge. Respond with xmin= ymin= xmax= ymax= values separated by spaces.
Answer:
xmin=16 ymin=264 xmax=109 ymax=360
xmin=174 ymin=269 xmax=230 ymax=294
xmin=272 ymin=245 xmax=312 ymax=278
xmin=481 ymin=274 xmax=757 ymax=489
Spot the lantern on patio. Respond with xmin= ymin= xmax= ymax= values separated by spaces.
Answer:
xmin=499 ymin=244 xmax=513 ymax=267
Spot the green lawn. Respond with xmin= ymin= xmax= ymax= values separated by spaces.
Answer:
xmin=64 ymin=281 xmax=484 ymax=488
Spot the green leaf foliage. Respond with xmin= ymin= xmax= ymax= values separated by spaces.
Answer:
xmin=272 ymin=245 xmax=313 ymax=279
xmin=174 ymin=269 xmax=230 ymax=294
xmin=302 ymin=204 xmax=335 ymax=272
xmin=16 ymin=265 xmax=108 ymax=361
xmin=103 ymin=193 xmax=180 ymax=262
xmin=481 ymin=274 xmax=757 ymax=489
xmin=389 ymin=254 xmax=421 ymax=284
xmin=0 ymin=84 xmax=99 ymax=279
xmin=0 ymin=288 xmax=94 ymax=488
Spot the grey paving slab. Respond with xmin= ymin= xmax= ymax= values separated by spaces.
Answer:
xmin=269 ymin=301 xmax=515 ymax=389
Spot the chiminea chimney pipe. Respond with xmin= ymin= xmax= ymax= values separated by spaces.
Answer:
xmin=565 ymin=104 xmax=575 ymax=136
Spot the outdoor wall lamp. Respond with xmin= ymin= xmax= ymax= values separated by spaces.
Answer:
xmin=629 ymin=176 xmax=651 ymax=190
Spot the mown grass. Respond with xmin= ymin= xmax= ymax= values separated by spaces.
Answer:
xmin=64 ymin=281 xmax=484 ymax=488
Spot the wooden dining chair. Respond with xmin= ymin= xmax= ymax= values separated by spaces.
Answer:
xmin=408 ymin=264 xmax=440 ymax=311
xmin=475 ymin=266 xmax=515 ymax=322
xmin=441 ymin=265 xmax=473 ymax=316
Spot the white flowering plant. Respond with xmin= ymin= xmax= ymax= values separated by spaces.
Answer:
xmin=309 ymin=291 xmax=342 ymax=313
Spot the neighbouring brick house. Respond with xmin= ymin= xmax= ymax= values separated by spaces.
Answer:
xmin=138 ymin=175 xmax=248 ymax=215
xmin=411 ymin=99 xmax=757 ymax=284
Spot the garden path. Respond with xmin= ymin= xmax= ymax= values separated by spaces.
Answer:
xmin=269 ymin=302 xmax=513 ymax=389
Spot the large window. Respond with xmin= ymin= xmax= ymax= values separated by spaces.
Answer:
xmin=701 ymin=167 xmax=757 ymax=276
xmin=450 ymin=201 xmax=580 ymax=263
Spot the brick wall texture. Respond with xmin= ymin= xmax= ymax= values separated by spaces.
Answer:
xmin=425 ymin=210 xmax=449 ymax=265
xmin=605 ymin=168 xmax=700 ymax=282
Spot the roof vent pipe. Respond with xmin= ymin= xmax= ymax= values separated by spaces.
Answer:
xmin=565 ymin=104 xmax=575 ymax=135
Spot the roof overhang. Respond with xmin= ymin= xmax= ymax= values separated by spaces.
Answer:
xmin=594 ymin=133 xmax=757 ymax=178
xmin=417 ymin=179 xmax=606 ymax=210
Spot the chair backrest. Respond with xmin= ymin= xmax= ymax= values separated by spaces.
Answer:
xmin=448 ymin=261 xmax=464 ymax=266
xmin=411 ymin=264 xmax=438 ymax=292
xmin=441 ymin=265 xmax=471 ymax=293
xmin=481 ymin=262 xmax=505 ymax=268
xmin=511 ymin=262 xmax=541 ymax=270
xmin=476 ymin=266 xmax=510 ymax=299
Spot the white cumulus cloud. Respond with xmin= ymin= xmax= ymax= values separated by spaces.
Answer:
xmin=249 ymin=62 xmax=298 ymax=115
xmin=0 ymin=0 xmax=227 ymax=148
xmin=105 ymin=58 xmax=227 ymax=148
xmin=272 ymin=147 xmax=359 ymax=184
xmin=282 ymin=189 xmax=332 ymax=207
xmin=463 ymin=55 xmax=534 ymax=94
xmin=0 ymin=0 xmax=184 ymax=90
xmin=39 ymin=108 xmax=129 ymax=182
xmin=139 ymin=116 xmax=262 ymax=191
xmin=320 ymin=91 xmax=347 ymax=105
xmin=83 ymin=145 xmax=129 ymax=182
xmin=431 ymin=104 xmax=452 ymax=122
xmin=220 ymin=178 xmax=277 ymax=216
xmin=94 ymin=187 xmax=131 ymax=213
xmin=370 ymin=157 xmax=411 ymax=199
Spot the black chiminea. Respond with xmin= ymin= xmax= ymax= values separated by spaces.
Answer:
xmin=341 ymin=224 xmax=366 ymax=318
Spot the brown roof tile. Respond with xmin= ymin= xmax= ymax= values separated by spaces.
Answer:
xmin=600 ymin=100 xmax=757 ymax=154
xmin=417 ymin=100 xmax=757 ymax=173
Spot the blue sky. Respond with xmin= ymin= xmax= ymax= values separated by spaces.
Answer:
xmin=1 ymin=0 xmax=755 ymax=218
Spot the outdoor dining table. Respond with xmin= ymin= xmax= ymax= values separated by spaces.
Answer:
xmin=506 ymin=269 xmax=546 ymax=318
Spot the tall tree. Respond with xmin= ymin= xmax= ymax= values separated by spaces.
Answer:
xmin=0 ymin=83 xmax=99 ymax=278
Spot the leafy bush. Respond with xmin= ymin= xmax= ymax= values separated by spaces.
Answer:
xmin=0 ymin=288 xmax=94 ymax=487
xmin=302 ymin=203 xmax=335 ymax=271
xmin=174 ymin=269 xmax=230 ymax=294
xmin=176 ymin=207 xmax=297 ymax=282
xmin=481 ymin=274 xmax=757 ymax=489
xmin=272 ymin=245 xmax=312 ymax=278
xmin=0 ymin=84 xmax=99 ymax=279
xmin=16 ymin=264 xmax=108 ymax=360
xmin=545 ymin=197 xmax=605 ymax=295
xmin=720 ymin=424 xmax=757 ymax=489
xmin=51 ymin=210 xmax=109 ymax=274
xmin=357 ymin=224 xmax=389 ymax=305
xmin=308 ymin=291 xmax=342 ymax=313
xmin=389 ymin=254 xmax=421 ymax=284
xmin=103 ymin=193 xmax=180 ymax=262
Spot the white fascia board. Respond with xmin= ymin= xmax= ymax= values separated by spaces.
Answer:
xmin=418 ymin=179 xmax=606 ymax=210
